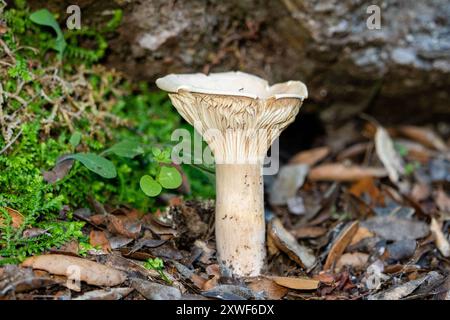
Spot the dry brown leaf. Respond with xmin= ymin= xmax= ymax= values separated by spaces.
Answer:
xmin=350 ymin=226 xmax=374 ymax=246
xmin=22 ymin=254 xmax=127 ymax=286
xmin=375 ymin=126 xmax=404 ymax=183
xmin=309 ymin=163 xmax=387 ymax=181
xmin=349 ymin=178 xmax=384 ymax=206
xmin=430 ymin=218 xmax=450 ymax=257
xmin=268 ymin=218 xmax=316 ymax=269
xmin=73 ymin=287 xmax=133 ymax=300
xmin=324 ymin=221 xmax=359 ymax=271
xmin=89 ymin=230 xmax=112 ymax=253
xmin=0 ymin=207 xmax=24 ymax=228
xmin=435 ymin=188 xmax=450 ymax=213
xmin=411 ymin=183 xmax=431 ymax=202
xmin=190 ymin=273 xmax=207 ymax=289
xmin=289 ymin=147 xmax=330 ymax=166
xmin=107 ymin=214 xmax=141 ymax=239
xmin=202 ymin=276 xmax=219 ymax=291
xmin=335 ymin=252 xmax=369 ymax=271
xmin=337 ymin=142 xmax=372 ymax=161
xmin=292 ymin=226 xmax=327 ymax=239
xmin=247 ymin=277 xmax=288 ymax=299
xmin=395 ymin=139 xmax=434 ymax=163
xmin=270 ymin=276 xmax=319 ymax=290
xmin=313 ymin=272 xmax=336 ymax=285
xmin=90 ymin=214 xmax=107 ymax=225
xmin=397 ymin=125 xmax=448 ymax=152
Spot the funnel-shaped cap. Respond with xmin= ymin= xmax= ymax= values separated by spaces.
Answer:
xmin=156 ymin=71 xmax=307 ymax=164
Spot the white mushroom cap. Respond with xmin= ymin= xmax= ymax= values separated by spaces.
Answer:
xmin=156 ymin=71 xmax=308 ymax=100
xmin=157 ymin=71 xmax=307 ymax=164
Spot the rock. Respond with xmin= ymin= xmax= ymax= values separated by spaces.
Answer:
xmin=29 ymin=0 xmax=450 ymax=122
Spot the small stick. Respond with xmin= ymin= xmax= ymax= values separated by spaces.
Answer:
xmin=0 ymin=128 xmax=22 ymax=155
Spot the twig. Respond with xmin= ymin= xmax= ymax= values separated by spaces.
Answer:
xmin=0 ymin=128 xmax=22 ymax=155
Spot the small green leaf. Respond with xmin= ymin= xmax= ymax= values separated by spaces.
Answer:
xmin=151 ymin=147 xmax=161 ymax=157
xmin=157 ymin=166 xmax=182 ymax=189
xmin=29 ymin=9 xmax=67 ymax=58
xmin=140 ymin=175 xmax=162 ymax=197
xmin=105 ymin=140 xmax=144 ymax=158
xmin=66 ymin=153 xmax=117 ymax=179
xmin=69 ymin=132 xmax=82 ymax=148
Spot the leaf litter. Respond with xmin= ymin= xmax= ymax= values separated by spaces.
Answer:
xmin=2 ymin=119 xmax=450 ymax=300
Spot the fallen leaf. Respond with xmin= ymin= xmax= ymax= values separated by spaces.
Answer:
xmin=194 ymin=240 xmax=215 ymax=264
xmin=313 ymin=272 xmax=336 ymax=285
xmin=337 ymin=142 xmax=372 ymax=161
xmin=362 ymin=216 xmax=429 ymax=241
xmin=350 ymin=226 xmax=374 ymax=246
xmin=131 ymin=278 xmax=181 ymax=300
xmin=22 ymin=254 xmax=127 ymax=287
xmin=202 ymin=284 xmax=254 ymax=300
xmin=268 ymin=218 xmax=316 ymax=269
xmin=362 ymin=216 xmax=430 ymax=241
xmin=190 ymin=274 xmax=207 ymax=289
xmin=324 ymin=221 xmax=359 ymax=271
xmin=89 ymin=230 xmax=112 ymax=253
xmin=287 ymin=196 xmax=305 ymax=215
xmin=410 ymin=183 xmax=431 ymax=202
xmin=73 ymin=288 xmax=133 ymax=300
xmin=42 ymin=157 xmax=74 ymax=184
xmin=289 ymin=147 xmax=330 ymax=166
xmin=22 ymin=227 xmax=51 ymax=238
xmin=429 ymin=158 xmax=450 ymax=183
xmin=292 ymin=226 xmax=327 ymax=239
xmin=0 ymin=265 xmax=60 ymax=297
xmin=269 ymin=164 xmax=309 ymax=205
xmin=309 ymin=163 xmax=387 ymax=181
xmin=0 ymin=207 xmax=24 ymax=228
xmin=247 ymin=277 xmax=288 ymax=299
xmin=363 ymin=260 xmax=390 ymax=290
xmin=108 ymin=236 xmax=133 ymax=250
xmin=270 ymin=276 xmax=319 ymax=290
xmin=395 ymin=139 xmax=434 ymax=163
xmin=397 ymin=125 xmax=448 ymax=152
xmin=375 ymin=126 xmax=405 ymax=183
xmin=384 ymin=240 xmax=417 ymax=261
xmin=430 ymin=218 xmax=450 ymax=257
xmin=130 ymin=238 xmax=166 ymax=253
xmin=368 ymin=272 xmax=437 ymax=300
xmin=349 ymin=178 xmax=384 ymax=206
xmin=435 ymin=188 xmax=450 ymax=213
xmin=335 ymin=252 xmax=369 ymax=271
xmin=107 ymin=214 xmax=141 ymax=239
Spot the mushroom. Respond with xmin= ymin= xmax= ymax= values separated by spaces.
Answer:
xmin=156 ymin=71 xmax=307 ymax=276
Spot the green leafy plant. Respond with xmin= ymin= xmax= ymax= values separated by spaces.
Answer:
xmin=144 ymin=257 xmax=172 ymax=284
xmin=29 ymin=9 xmax=66 ymax=59
xmin=139 ymin=147 xmax=183 ymax=197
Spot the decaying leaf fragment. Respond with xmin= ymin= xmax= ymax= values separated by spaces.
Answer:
xmin=375 ymin=126 xmax=405 ymax=183
xmin=22 ymin=254 xmax=127 ymax=287
xmin=309 ymin=163 xmax=387 ymax=181
xmin=430 ymin=218 xmax=450 ymax=257
xmin=323 ymin=221 xmax=359 ymax=271
xmin=268 ymin=218 xmax=316 ymax=269
xmin=270 ymin=276 xmax=319 ymax=290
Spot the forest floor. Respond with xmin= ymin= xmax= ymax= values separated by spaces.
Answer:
xmin=1 ymin=3 xmax=449 ymax=301
xmin=2 ymin=118 xmax=450 ymax=300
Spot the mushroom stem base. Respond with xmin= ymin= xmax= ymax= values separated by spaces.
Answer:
xmin=215 ymin=164 xmax=265 ymax=277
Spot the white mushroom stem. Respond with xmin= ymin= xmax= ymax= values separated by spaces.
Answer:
xmin=156 ymin=71 xmax=307 ymax=277
xmin=215 ymin=164 xmax=265 ymax=276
